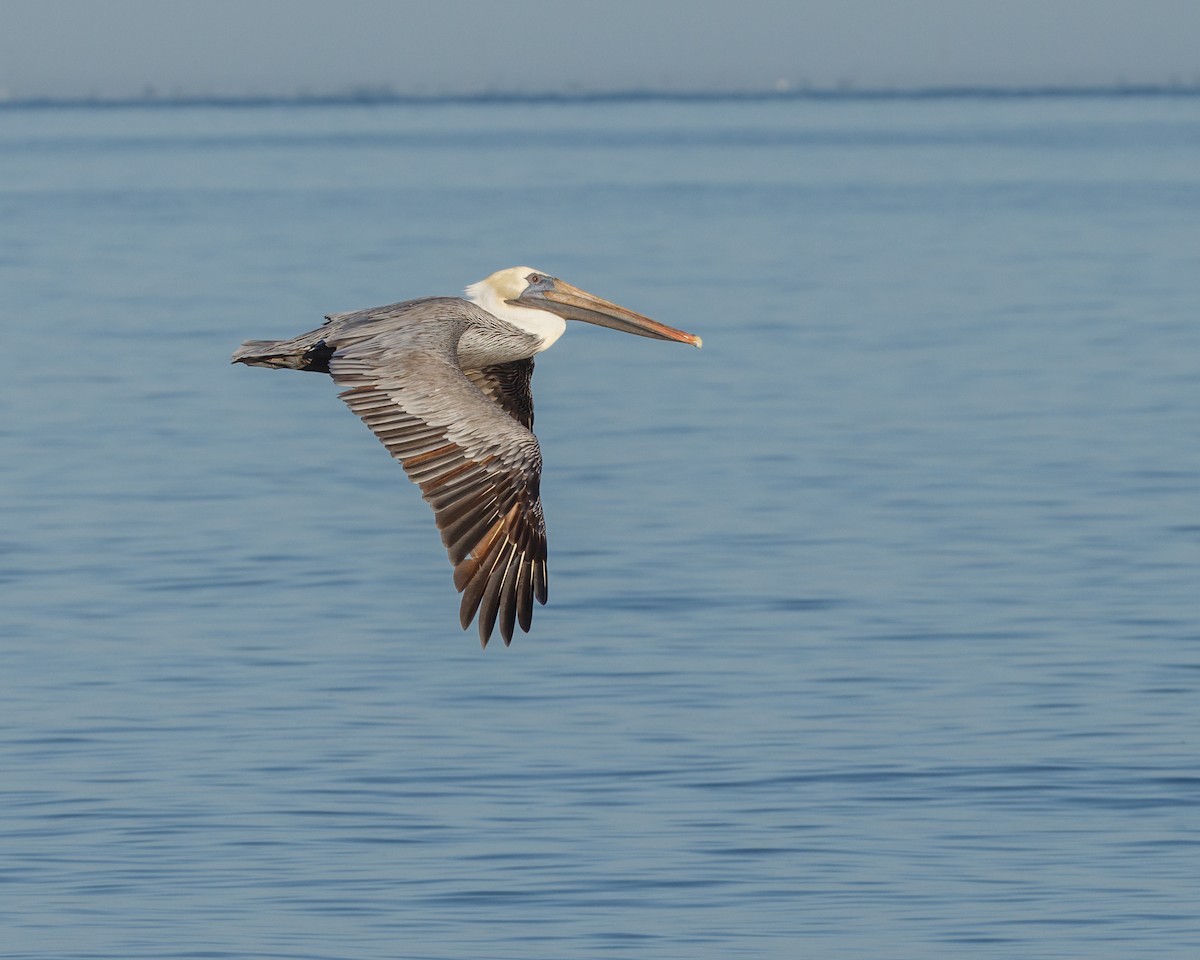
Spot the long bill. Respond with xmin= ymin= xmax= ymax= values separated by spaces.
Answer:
xmin=512 ymin=280 xmax=703 ymax=348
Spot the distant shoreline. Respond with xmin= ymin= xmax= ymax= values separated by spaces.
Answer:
xmin=2 ymin=83 xmax=1199 ymax=109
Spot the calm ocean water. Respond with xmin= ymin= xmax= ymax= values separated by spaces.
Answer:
xmin=1 ymin=93 xmax=1197 ymax=958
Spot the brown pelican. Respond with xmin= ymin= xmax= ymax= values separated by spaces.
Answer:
xmin=232 ymin=267 xmax=702 ymax=647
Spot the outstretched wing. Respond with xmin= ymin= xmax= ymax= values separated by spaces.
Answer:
xmin=329 ymin=349 xmax=548 ymax=647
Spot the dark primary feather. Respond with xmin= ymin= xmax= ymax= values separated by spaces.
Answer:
xmin=329 ymin=348 xmax=548 ymax=647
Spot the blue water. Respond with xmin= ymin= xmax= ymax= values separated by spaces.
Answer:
xmin=1 ymin=94 xmax=1198 ymax=958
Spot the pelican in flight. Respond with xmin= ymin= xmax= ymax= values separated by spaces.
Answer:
xmin=232 ymin=267 xmax=702 ymax=647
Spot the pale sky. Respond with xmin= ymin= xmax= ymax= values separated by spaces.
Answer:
xmin=2 ymin=0 xmax=1199 ymax=99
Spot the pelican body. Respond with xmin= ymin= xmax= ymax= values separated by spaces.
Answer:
xmin=232 ymin=268 xmax=701 ymax=647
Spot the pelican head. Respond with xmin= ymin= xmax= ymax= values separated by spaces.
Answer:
xmin=466 ymin=267 xmax=702 ymax=349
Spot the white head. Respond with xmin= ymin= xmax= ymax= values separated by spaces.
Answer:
xmin=465 ymin=267 xmax=566 ymax=350
xmin=465 ymin=266 xmax=703 ymax=352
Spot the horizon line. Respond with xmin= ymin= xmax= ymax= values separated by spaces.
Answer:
xmin=3 ymin=80 xmax=1200 ymax=109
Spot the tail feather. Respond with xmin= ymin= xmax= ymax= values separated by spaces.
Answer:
xmin=231 ymin=336 xmax=333 ymax=372
xmin=231 ymin=339 xmax=287 ymax=367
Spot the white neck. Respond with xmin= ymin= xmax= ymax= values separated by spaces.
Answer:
xmin=465 ymin=281 xmax=566 ymax=351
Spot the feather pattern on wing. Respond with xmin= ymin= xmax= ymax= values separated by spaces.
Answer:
xmin=328 ymin=335 xmax=547 ymax=647
xmin=464 ymin=357 xmax=536 ymax=430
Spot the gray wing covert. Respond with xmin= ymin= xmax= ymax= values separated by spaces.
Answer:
xmin=329 ymin=347 xmax=548 ymax=647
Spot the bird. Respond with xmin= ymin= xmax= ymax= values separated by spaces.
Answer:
xmin=231 ymin=267 xmax=702 ymax=647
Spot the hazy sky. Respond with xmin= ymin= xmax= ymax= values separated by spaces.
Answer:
xmin=3 ymin=0 xmax=1199 ymax=98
